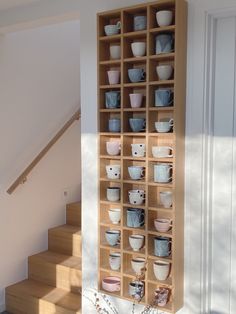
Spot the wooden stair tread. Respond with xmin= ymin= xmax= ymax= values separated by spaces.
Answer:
xmin=6 ymin=279 xmax=81 ymax=311
xmin=49 ymin=224 xmax=81 ymax=235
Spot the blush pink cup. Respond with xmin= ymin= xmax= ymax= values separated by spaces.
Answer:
xmin=102 ymin=276 xmax=121 ymax=292
xmin=129 ymin=93 xmax=143 ymax=108
xmin=106 ymin=141 xmax=121 ymax=156
xmin=107 ymin=70 xmax=120 ymax=85
xmin=154 ymin=218 xmax=172 ymax=233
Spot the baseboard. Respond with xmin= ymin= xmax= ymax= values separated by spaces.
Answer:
xmin=0 ymin=303 xmax=6 ymax=312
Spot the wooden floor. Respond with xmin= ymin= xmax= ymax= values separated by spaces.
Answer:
xmin=5 ymin=202 xmax=81 ymax=314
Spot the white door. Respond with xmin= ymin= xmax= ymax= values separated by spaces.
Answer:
xmin=185 ymin=1 xmax=236 ymax=314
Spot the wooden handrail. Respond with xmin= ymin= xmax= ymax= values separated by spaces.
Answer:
xmin=7 ymin=109 xmax=81 ymax=194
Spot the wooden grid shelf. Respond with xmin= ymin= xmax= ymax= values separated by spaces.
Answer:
xmin=98 ymin=0 xmax=187 ymax=312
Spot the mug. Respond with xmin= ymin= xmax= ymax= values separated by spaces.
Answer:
xmin=129 ymin=118 xmax=146 ymax=132
xmin=156 ymin=10 xmax=173 ymax=27
xmin=160 ymin=191 xmax=173 ymax=208
xmin=155 ymin=89 xmax=173 ymax=107
xmin=131 ymin=42 xmax=146 ymax=57
xmin=154 ymin=163 xmax=172 ymax=183
xmin=156 ymin=65 xmax=173 ymax=80
xmin=153 ymin=260 xmax=170 ymax=281
xmin=107 ymin=70 xmax=120 ymax=85
xmin=155 ymin=33 xmax=173 ymax=54
xmin=110 ymin=45 xmax=121 ymax=60
xmin=129 ymin=234 xmax=145 ymax=251
xmin=129 ymin=281 xmax=145 ymax=300
xmin=152 ymin=146 xmax=173 ymax=158
xmin=131 ymin=257 xmax=146 ymax=275
xmin=127 ymin=208 xmax=145 ymax=228
xmin=154 ymin=218 xmax=172 ymax=233
xmin=107 ymin=187 xmax=120 ymax=202
xmin=131 ymin=143 xmax=146 ymax=157
xmin=106 ymin=141 xmax=121 ymax=156
xmin=129 ymin=93 xmax=144 ymax=108
xmin=154 ymin=236 xmax=171 ymax=257
xmin=155 ymin=119 xmax=174 ymax=133
xmin=109 ymin=252 xmax=121 ymax=270
xmin=104 ymin=21 xmax=121 ymax=36
xmin=128 ymin=166 xmax=145 ymax=180
xmin=155 ymin=287 xmax=170 ymax=307
xmin=105 ymin=91 xmax=120 ymax=109
xmin=108 ymin=118 xmax=121 ymax=133
xmin=108 ymin=208 xmax=121 ymax=224
xmin=106 ymin=165 xmax=121 ymax=179
xmin=134 ymin=15 xmax=147 ymax=31
xmin=105 ymin=230 xmax=120 ymax=246
xmin=128 ymin=68 xmax=145 ymax=83
xmin=128 ymin=189 xmax=145 ymax=205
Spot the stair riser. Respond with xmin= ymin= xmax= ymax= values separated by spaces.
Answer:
xmin=66 ymin=204 xmax=81 ymax=227
xmin=48 ymin=232 xmax=81 ymax=257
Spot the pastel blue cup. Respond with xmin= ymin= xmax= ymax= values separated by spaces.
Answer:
xmin=105 ymin=230 xmax=120 ymax=246
xmin=108 ymin=119 xmax=121 ymax=133
xmin=105 ymin=91 xmax=121 ymax=109
xmin=154 ymin=236 xmax=171 ymax=257
xmin=129 ymin=118 xmax=146 ymax=132
xmin=128 ymin=68 xmax=146 ymax=83
xmin=128 ymin=166 xmax=145 ymax=180
xmin=155 ymin=33 xmax=173 ymax=54
xmin=134 ymin=15 xmax=147 ymax=31
xmin=127 ymin=208 xmax=145 ymax=228
xmin=104 ymin=22 xmax=121 ymax=36
xmin=155 ymin=89 xmax=173 ymax=107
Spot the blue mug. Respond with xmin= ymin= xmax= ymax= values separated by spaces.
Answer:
xmin=128 ymin=166 xmax=145 ymax=180
xmin=108 ymin=119 xmax=121 ymax=133
xmin=129 ymin=118 xmax=146 ymax=132
xmin=134 ymin=15 xmax=147 ymax=31
xmin=105 ymin=91 xmax=121 ymax=109
xmin=128 ymin=68 xmax=146 ymax=83
xmin=154 ymin=236 xmax=171 ymax=257
xmin=127 ymin=208 xmax=145 ymax=228
xmin=155 ymin=33 xmax=173 ymax=54
xmin=155 ymin=89 xmax=173 ymax=107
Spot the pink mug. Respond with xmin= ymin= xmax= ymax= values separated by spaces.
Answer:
xmin=107 ymin=70 xmax=120 ymax=85
xmin=129 ymin=93 xmax=143 ymax=108
xmin=106 ymin=141 xmax=121 ymax=156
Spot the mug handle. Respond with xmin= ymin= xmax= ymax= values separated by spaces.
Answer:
xmin=169 ymin=118 xmax=174 ymax=127
xmin=140 ymin=212 xmax=145 ymax=225
xmin=117 ymin=21 xmax=121 ymax=30
xmin=167 ymin=147 xmax=173 ymax=157
xmin=167 ymin=91 xmax=174 ymax=106
xmin=141 ymin=120 xmax=146 ymax=131
xmin=140 ymin=70 xmax=146 ymax=82
xmin=141 ymin=168 xmax=145 ymax=178
xmin=168 ymin=166 xmax=173 ymax=182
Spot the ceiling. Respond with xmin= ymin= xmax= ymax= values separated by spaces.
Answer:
xmin=0 ymin=0 xmax=41 ymax=11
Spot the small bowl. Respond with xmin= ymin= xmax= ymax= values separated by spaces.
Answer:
xmin=102 ymin=276 xmax=121 ymax=292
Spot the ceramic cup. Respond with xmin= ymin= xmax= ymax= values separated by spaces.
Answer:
xmin=108 ymin=208 xmax=121 ymax=224
xmin=155 ymin=33 xmax=173 ymax=54
xmin=128 ymin=166 xmax=145 ymax=180
xmin=152 ymin=146 xmax=173 ymax=158
xmin=131 ymin=143 xmax=146 ymax=157
xmin=153 ymin=260 xmax=171 ymax=281
xmin=105 ymin=91 xmax=120 ymax=109
xmin=109 ymin=252 xmax=121 ymax=270
xmin=110 ymin=45 xmax=121 ymax=60
xmin=102 ymin=276 xmax=121 ymax=292
xmin=156 ymin=10 xmax=173 ymax=27
xmin=129 ymin=118 xmax=146 ymax=132
xmin=128 ymin=189 xmax=145 ymax=205
xmin=104 ymin=21 xmax=121 ymax=36
xmin=155 ymin=287 xmax=170 ymax=307
xmin=127 ymin=208 xmax=145 ymax=228
xmin=154 ymin=163 xmax=173 ymax=183
xmin=159 ymin=191 xmax=173 ymax=208
xmin=106 ymin=187 xmax=120 ymax=202
xmin=105 ymin=230 xmax=120 ymax=246
xmin=129 ymin=234 xmax=145 ymax=251
xmin=156 ymin=65 xmax=173 ymax=80
xmin=129 ymin=93 xmax=144 ymax=108
xmin=106 ymin=141 xmax=121 ymax=156
xmin=106 ymin=165 xmax=121 ymax=180
xmin=154 ymin=218 xmax=172 ymax=233
xmin=155 ymin=119 xmax=174 ymax=133
xmin=131 ymin=258 xmax=146 ymax=275
xmin=131 ymin=42 xmax=146 ymax=57
xmin=107 ymin=70 xmax=120 ymax=85
xmin=154 ymin=236 xmax=171 ymax=257
xmin=134 ymin=15 xmax=147 ymax=31
xmin=128 ymin=68 xmax=146 ymax=83
xmin=129 ymin=281 xmax=145 ymax=300
xmin=108 ymin=118 xmax=121 ymax=133
xmin=155 ymin=89 xmax=173 ymax=107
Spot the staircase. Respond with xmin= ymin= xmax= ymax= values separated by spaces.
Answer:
xmin=5 ymin=202 xmax=82 ymax=314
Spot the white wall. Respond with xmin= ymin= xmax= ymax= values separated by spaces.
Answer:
xmin=0 ymin=20 xmax=81 ymax=311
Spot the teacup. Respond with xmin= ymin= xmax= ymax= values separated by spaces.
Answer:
xmin=105 ymin=230 xmax=120 ymax=246
xmin=154 ymin=163 xmax=172 ymax=183
xmin=129 ymin=93 xmax=144 ymax=108
xmin=107 ymin=187 xmax=120 ymax=202
xmin=160 ymin=191 xmax=173 ymax=208
xmin=131 ymin=42 xmax=146 ymax=57
xmin=154 ymin=218 xmax=172 ymax=232
xmin=110 ymin=45 xmax=121 ymax=60
xmin=154 ymin=236 xmax=171 ymax=257
xmin=127 ymin=208 xmax=145 ymax=228
xmin=156 ymin=65 xmax=173 ymax=80
xmin=108 ymin=118 xmax=121 ymax=133
xmin=156 ymin=10 xmax=173 ymax=27
xmin=109 ymin=253 xmax=121 ymax=270
xmin=129 ymin=234 xmax=145 ymax=251
xmin=155 ymin=33 xmax=173 ymax=54
xmin=105 ymin=91 xmax=120 ymax=109
xmin=129 ymin=281 xmax=145 ymax=300
xmin=134 ymin=15 xmax=147 ymax=31
xmin=107 ymin=70 xmax=120 ymax=85
xmin=106 ymin=165 xmax=121 ymax=180
xmin=155 ymin=89 xmax=173 ymax=107
xmin=153 ymin=260 xmax=170 ymax=281
xmin=108 ymin=208 xmax=121 ymax=224
xmin=104 ymin=21 xmax=121 ymax=36
xmin=131 ymin=143 xmax=146 ymax=157
xmin=128 ymin=68 xmax=145 ymax=83
xmin=106 ymin=141 xmax=121 ymax=156
xmin=128 ymin=166 xmax=145 ymax=180
xmin=102 ymin=276 xmax=121 ymax=292
xmin=152 ymin=146 xmax=173 ymax=158
xmin=128 ymin=189 xmax=145 ymax=205
xmin=131 ymin=257 xmax=146 ymax=275
xmin=155 ymin=119 xmax=174 ymax=133
xmin=129 ymin=118 xmax=146 ymax=132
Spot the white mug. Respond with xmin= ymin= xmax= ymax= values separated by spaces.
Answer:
xmin=128 ymin=189 xmax=145 ymax=205
xmin=128 ymin=166 xmax=145 ymax=180
xmin=106 ymin=165 xmax=121 ymax=179
xmin=106 ymin=141 xmax=121 ymax=156
xmin=156 ymin=65 xmax=173 ymax=80
xmin=107 ymin=187 xmax=120 ymax=202
xmin=131 ymin=42 xmax=146 ymax=57
xmin=129 ymin=93 xmax=143 ymax=108
xmin=152 ymin=146 xmax=173 ymax=158
xmin=129 ymin=234 xmax=145 ymax=251
xmin=156 ymin=10 xmax=173 ymax=27
xmin=110 ymin=45 xmax=121 ymax=60
xmin=131 ymin=143 xmax=146 ymax=157
xmin=154 ymin=164 xmax=172 ymax=183
xmin=107 ymin=70 xmax=120 ymax=85
xmin=153 ymin=260 xmax=170 ymax=281
xmin=109 ymin=252 xmax=121 ymax=270
xmin=159 ymin=191 xmax=173 ymax=208
xmin=131 ymin=257 xmax=146 ymax=275
xmin=108 ymin=208 xmax=121 ymax=224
